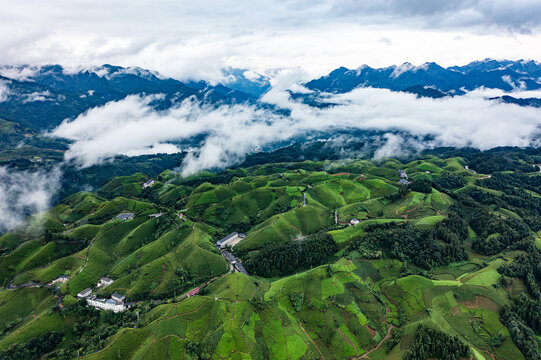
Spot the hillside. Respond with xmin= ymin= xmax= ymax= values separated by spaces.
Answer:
xmin=1 ymin=150 xmax=541 ymax=359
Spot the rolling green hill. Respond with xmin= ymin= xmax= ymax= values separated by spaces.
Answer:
xmin=1 ymin=153 xmax=541 ymax=359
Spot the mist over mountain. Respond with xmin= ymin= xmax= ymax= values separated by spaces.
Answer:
xmin=0 ymin=59 xmax=539 ymax=172
xmin=0 ymin=64 xmax=256 ymax=131
xmin=0 ymin=58 xmax=540 ymax=231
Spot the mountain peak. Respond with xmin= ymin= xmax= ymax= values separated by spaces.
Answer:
xmin=306 ymin=59 xmax=541 ymax=93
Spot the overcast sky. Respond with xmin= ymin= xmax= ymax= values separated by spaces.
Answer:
xmin=2 ymin=0 xmax=541 ymax=81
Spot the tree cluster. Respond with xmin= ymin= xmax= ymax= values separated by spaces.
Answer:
xmin=348 ymin=214 xmax=468 ymax=269
xmin=0 ymin=331 xmax=63 ymax=360
xmin=469 ymin=208 xmax=530 ymax=255
xmin=500 ymin=301 xmax=541 ymax=360
xmin=242 ymin=232 xmax=338 ymax=277
xmin=405 ymin=325 xmax=470 ymax=360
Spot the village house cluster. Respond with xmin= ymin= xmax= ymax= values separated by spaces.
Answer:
xmin=398 ymin=169 xmax=411 ymax=185
xmin=50 ymin=275 xmax=69 ymax=285
xmin=76 ymin=277 xmax=129 ymax=313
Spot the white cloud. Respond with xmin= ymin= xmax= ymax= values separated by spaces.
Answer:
xmin=0 ymin=65 xmax=42 ymax=81
xmin=49 ymin=84 xmax=541 ymax=176
xmin=21 ymin=90 xmax=54 ymax=103
xmin=330 ymin=0 xmax=541 ymax=33
xmin=0 ymin=166 xmax=62 ymax=232
xmin=466 ymin=87 xmax=541 ymax=99
xmin=0 ymin=80 xmax=9 ymax=102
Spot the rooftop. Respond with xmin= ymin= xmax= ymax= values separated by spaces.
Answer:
xmin=111 ymin=292 xmax=126 ymax=301
xmin=222 ymin=250 xmax=237 ymax=264
xmin=115 ymin=213 xmax=134 ymax=220
xmin=78 ymin=288 xmax=92 ymax=297
xmin=235 ymin=262 xmax=248 ymax=275
xmin=216 ymin=232 xmax=239 ymax=245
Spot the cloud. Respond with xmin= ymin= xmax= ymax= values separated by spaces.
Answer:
xmin=466 ymin=87 xmax=541 ymax=99
xmin=21 ymin=90 xmax=54 ymax=103
xmin=0 ymin=65 xmax=42 ymax=81
xmin=0 ymin=166 xmax=62 ymax=232
xmin=373 ymin=134 xmax=422 ymax=160
xmin=329 ymin=0 xmax=541 ymax=33
xmin=49 ymin=84 xmax=541 ymax=176
xmin=0 ymin=80 xmax=9 ymax=102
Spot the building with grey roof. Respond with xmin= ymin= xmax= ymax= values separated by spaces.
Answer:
xmin=111 ymin=292 xmax=126 ymax=302
xmin=216 ymin=232 xmax=246 ymax=249
xmin=234 ymin=262 xmax=248 ymax=275
xmin=142 ymin=179 xmax=155 ymax=189
xmin=97 ymin=277 xmax=114 ymax=288
xmin=77 ymin=288 xmax=92 ymax=299
xmin=115 ymin=213 xmax=134 ymax=221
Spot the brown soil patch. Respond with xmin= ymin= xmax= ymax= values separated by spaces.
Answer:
xmin=331 ymin=172 xmax=351 ymax=176
xmin=450 ymin=306 xmax=461 ymax=316
xmin=460 ymin=296 xmax=499 ymax=311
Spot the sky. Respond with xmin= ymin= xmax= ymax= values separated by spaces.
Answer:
xmin=1 ymin=0 xmax=541 ymax=81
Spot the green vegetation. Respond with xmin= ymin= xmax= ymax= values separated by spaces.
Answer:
xmin=1 ymin=150 xmax=541 ymax=359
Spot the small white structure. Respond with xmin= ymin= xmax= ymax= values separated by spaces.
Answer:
xmin=77 ymin=288 xmax=92 ymax=299
xmin=350 ymin=218 xmax=360 ymax=225
xmin=142 ymin=179 xmax=155 ymax=189
xmin=50 ymin=275 xmax=69 ymax=285
xmin=425 ymin=171 xmax=431 ymax=174
xmin=216 ymin=232 xmax=246 ymax=249
xmin=87 ymin=296 xmax=126 ymax=313
xmin=398 ymin=170 xmax=408 ymax=179
xmin=398 ymin=179 xmax=411 ymax=185
xmin=97 ymin=277 xmax=114 ymax=288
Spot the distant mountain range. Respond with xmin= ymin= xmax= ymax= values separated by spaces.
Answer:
xmin=0 ymin=64 xmax=259 ymax=131
xmin=305 ymin=59 xmax=541 ymax=93
xmin=301 ymin=59 xmax=541 ymax=107
xmin=0 ymin=59 xmax=540 ymax=133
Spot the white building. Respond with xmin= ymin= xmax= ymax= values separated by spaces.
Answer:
xmin=398 ymin=170 xmax=408 ymax=179
xmin=50 ymin=275 xmax=69 ymax=285
xmin=87 ymin=296 xmax=126 ymax=313
xmin=142 ymin=179 xmax=156 ymax=189
xmin=77 ymin=288 xmax=92 ymax=299
xmin=216 ymin=232 xmax=246 ymax=249
xmin=97 ymin=277 xmax=114 ymax=288
xmin=350 ymin=218 xmax=360 ymax=225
